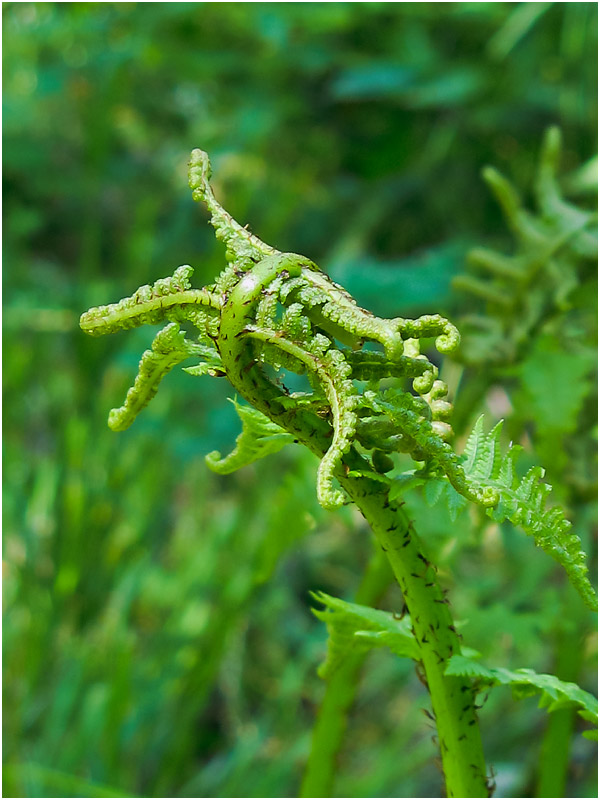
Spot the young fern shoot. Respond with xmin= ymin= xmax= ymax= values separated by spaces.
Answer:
xmin=81 ymin=148 xmax=597 ymax=797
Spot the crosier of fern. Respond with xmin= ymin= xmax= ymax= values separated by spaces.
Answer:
xmin=81 ymin=149 xmax=598 ymax=798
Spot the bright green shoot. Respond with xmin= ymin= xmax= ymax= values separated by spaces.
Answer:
xmin=81 ymin=145 xmax=597 ymax=797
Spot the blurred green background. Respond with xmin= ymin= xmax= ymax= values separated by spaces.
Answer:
xmin=3 ymin=2 xmax=597 ymax=798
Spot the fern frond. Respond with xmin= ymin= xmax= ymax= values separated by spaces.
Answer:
xmin=312 ymin=349 xmax=359 ymax=509
xmin=446 ymin=654 xmax=598 ymax=739
xmin=80 ymin=265 xmax=221 ymax=337
xmin=311 ymin=591 xmax=419 ymax=679
xmin=205 ymin=398 xmax=295 ymax=474
xmin=188 ymin=148 xmax=277 ymax=271
xmin=108 ymin=323 xmax=207 ymax=432
xmin=455 ymin=418 xmax=598 ymax=610
xmin=345 ymin=349 xmax=431 ymax=381
xmin=245 ymin=325 xmax=359 ymax=509
xmin=363 ymin=390 xmax=497 ymax=506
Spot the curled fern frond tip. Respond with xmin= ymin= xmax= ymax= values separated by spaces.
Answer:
xmin=188 ymin=148 xmax=212 ymax=189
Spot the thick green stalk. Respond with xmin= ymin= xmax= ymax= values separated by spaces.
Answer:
xmin=345 ymin=482 xmax=489 ymax=798
xmin=535 ymin=707 xmax=575 ymax=798
xmin=300 ymin=548 xmax=392 ymax=798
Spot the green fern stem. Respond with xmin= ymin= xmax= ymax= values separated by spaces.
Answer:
xmin=347 ymin=484 xmax=488 ymax=798
xmin=212 ymin=246 xmax=487 ymax=793
xmin=228 ymin=403 xmax=488 ymax=796
xmin=534 ymin=587 xmax=587 ymax=798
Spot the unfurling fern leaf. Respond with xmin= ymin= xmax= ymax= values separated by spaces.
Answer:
xmin=446 ymin=655 xmax=598 ymax=740
xmin=81 ymin=143 xmax=596 ymax=800
xmin=108 ymin=323 xmax=211 ymax=432
xmin=310 ymin=595 xmax=598 ymax=739
xmin=205 ymin=398 xmax=295 ymax=474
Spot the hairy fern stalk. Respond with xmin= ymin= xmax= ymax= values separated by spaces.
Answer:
xmin=81 ymin=146 xmax=597 ymax=797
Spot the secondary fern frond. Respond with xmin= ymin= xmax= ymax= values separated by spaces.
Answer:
xmin=311 ymin=591 xmax=419 ymax=679
xmin=446 ymin=654 xmax=598 ymax=740
xmin=205 ymin=398 xmax=295 ymax=474
xmin=448 ymin=417 xmax=597 ymax=610
xmin=454 ymin=127 xmax=597 ymax=365
xmin=108 ymin=323 xmax=209 ymax=432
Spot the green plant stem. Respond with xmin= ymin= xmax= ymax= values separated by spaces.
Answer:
xmin=300 ymin=548 xmax=393 ymax=798
xmin=534 ymin=588 xmax=585 ymax=798
xmin=346 ymin=484 xmax=489 ymax=798
xmin=535 ymin=707 xmax=575 ymax=798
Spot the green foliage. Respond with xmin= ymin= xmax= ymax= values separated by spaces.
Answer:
xmin=514 ymin=335 xmax=595 ymax=439
xmin=79 ymin=265 xmax=221 ymax=337
xmin=454 ymin=128 xmax=598 ymax=363
xmin=78 ymin=139 xmax=597 ymax=796
xmin=311 ymin=591 xmax=419 ymax=679
xmin=390 ymin=409 xmax=596 ymax=610
xmin=107 ymin=323 xmax=214 ymax=432
xmin=459 ymin=417 xmax=596 ymax=610
xmin=312 ymin=591 xmax=597 ymax=738
xmin=411 ymin=415 xmax=596 ymax=609
xmin=454 ymin=127 xmax=597 ymax=366
xmin=392 ymin=407 xmax=597 ymax=607
xmin=205 ymin=399 xmax=295 ymax=475
xmin=83 ymin=151 xmax=471 ymax=513
xmin=4 ymin=4 xmax=597 ymax=799
xmin=446 ymin=655 xmax=598 ymax=739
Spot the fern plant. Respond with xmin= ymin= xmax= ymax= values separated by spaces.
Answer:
xmin=81 ymin=147 xmax=597 ymax=798
xmin=448 ymin=128 xmax=597 ymax=797
xmin=453 ymin=126 xmax=597 ymax=368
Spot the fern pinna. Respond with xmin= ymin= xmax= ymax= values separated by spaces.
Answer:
xmin=81 ymin=147 xmax=597 ymax=797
